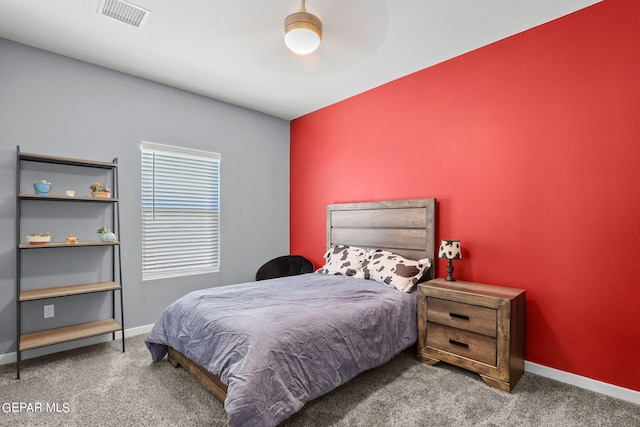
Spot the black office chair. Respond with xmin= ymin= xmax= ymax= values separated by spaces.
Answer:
xmin=255 ymin=255 xmax=314 ymax=281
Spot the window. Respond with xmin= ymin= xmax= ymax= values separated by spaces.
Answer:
xmin=141 ymin=142 xmax=220 ymax=280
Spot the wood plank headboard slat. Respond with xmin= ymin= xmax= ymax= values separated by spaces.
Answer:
xmin=331 ymin=228 xmax=427 ymax=251
xmin=330 ymin=207 xmax=427 ymax=229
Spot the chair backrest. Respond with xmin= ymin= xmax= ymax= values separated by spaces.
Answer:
xmin=255 ymin=255 xmax=314 ymax=281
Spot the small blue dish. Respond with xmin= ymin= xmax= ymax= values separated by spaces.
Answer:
xmin=34 ymin=182 xmax=51 ymax=195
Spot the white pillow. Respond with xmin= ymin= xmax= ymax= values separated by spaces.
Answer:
xmin=362 ymin=249 xmax=431 ymax=292
xmin=315 ymin=245 xmax=368 ymax=279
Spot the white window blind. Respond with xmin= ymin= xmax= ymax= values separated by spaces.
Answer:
xmin=141 ymin=142 xmax=220 ymax=280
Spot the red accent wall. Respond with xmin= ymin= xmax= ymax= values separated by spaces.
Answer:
xmin=290 ymin=0 xmax=640 ymax=392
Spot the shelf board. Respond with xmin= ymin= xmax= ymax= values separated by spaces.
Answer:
xmin=19 ymin=193 xmax=118 ymax=202
xmin=19 ymin=241 xmax=120 ymax=249
xmin=20 ymin=319 xmax=121 ymax=351
xmin=20 ymin=281 xmax=121 ymax=302
xmin=19 ymin=151 xmax=117 ymax=169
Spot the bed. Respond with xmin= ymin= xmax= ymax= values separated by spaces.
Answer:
xmin=145 ymin=198 xmax=436 ymax=426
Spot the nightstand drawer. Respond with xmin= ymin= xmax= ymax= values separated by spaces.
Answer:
xmin=426 ymin=322 xmax=497 ymax=366
xmin=427 ymin=297 xmax=497 ymax=337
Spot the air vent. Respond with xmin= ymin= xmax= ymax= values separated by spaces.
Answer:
xmin=97 ymin=0 xmax=149 ymax=28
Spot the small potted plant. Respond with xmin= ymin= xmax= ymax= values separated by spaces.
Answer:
xmin=90 ymin=182 xmax=112 ymax=199
xmin=27 ymin=231 xmax=51 ymax=245
xmin=34 ymin=179 xmax=51 ymax=195
xmin=97 ymin=227 xmax=117 ymax=243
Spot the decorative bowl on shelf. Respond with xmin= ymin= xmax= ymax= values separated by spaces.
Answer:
xmin=99 ymin=232 xmax=117 ymax=242
xmin=34 ymin=180 xmax=51 ymax=195
xmin=27 ymin=233 xmax=51 ymax=245
xmin=92 ymin=191 xmax=112 ymax=199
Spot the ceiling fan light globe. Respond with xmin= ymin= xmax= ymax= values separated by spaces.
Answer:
xmin=285 ymin=28 xmax=321 ymax=54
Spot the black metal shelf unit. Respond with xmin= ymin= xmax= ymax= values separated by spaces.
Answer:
xmin=15 ymin=145 xmax=125 ymax=379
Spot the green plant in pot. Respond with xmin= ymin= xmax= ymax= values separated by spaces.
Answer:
xmin=97 ymin=227 xmax=117 ymax=243
xmin=90 ymin=182 xmax=111 ymax=198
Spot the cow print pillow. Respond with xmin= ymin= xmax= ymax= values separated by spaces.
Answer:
xmin=316 ymin=245 xmax=368 ymax=279
xmin=362 ymin=250 xmax=431 ymax=292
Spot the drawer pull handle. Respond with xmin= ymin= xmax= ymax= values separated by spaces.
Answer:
xmin=449 ymin=339 xmax=469 ymax=348
xmin=450 ymin=312 xmax=470 ymax=321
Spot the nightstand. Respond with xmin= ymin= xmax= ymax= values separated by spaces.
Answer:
xmin=417 ymin=278 xmax=525 ymax=392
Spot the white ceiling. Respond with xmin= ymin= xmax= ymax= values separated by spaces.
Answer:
xmin=0 ymin=0 xmax=600 ymax=120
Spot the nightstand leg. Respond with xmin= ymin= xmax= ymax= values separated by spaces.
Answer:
xmin=416 ymin=353 xmax=440 ymax=366
xmin=480 ymin=375 xmax=513 ymax=392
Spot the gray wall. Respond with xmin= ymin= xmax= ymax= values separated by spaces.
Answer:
xmin=0 ymin=38 xmax=291 ymax=357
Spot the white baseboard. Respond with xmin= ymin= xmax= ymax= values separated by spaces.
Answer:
xmin=117 ymin=323 xmax=154 ymax=338
xmin=1 ymin=329 xmax=638 ymax=406
xmin=0 ymin=323 xmax=154 ymax=366
xmin=525 ymin=361 xmax=640 ymax=405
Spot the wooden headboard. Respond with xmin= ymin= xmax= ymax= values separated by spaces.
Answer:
xmin=326 ymin=198 xmax=437 ymax=280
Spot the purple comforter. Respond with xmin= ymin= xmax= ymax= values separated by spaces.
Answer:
xmin=145 ymin=273 xmax=417 ymax=427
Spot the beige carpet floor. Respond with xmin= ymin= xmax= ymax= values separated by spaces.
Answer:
xmin=0 ymin=334 xmax=638 ymax=426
